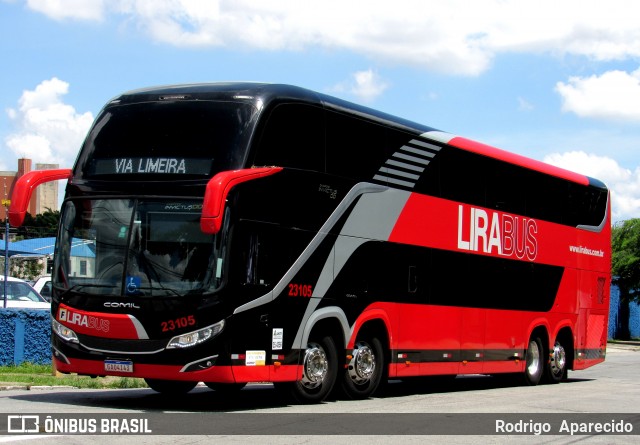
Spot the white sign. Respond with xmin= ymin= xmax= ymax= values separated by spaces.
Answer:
xmin=245 ymin=350 xmax=266 ymax=366
xmin=272 ymin=328 xmax=283 ymax=350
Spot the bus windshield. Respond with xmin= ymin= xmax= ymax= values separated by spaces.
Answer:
xmin=55 ymin=198 xmax=224 ymax=297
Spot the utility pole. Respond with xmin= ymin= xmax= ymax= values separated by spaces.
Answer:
xmin=2 ymin=197 xmax=9 ymax=309
xmin=2 ymin=175 xmax=10 ymax=308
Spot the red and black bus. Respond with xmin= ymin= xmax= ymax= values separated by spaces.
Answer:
xmin=9 ymin=83 xmax=610 ymax=403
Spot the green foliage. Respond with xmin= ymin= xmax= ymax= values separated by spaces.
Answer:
xmin=16 ymin=209 xmax=60 ymax=239
xmin=612 ymin=218 xmax=640 ymax=302
xmin=10 ymin=257 xmax=45 ymax=281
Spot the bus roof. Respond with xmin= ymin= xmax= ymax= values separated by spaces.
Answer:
xmin=109 ymin=82 xmax=604 ymax=190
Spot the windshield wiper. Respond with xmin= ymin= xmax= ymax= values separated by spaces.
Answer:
xmin=54 ymin=283 xmax=117 ymax=297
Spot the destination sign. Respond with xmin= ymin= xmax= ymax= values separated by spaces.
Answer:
xmin=89 ymin=158 xmax=213 ymax=176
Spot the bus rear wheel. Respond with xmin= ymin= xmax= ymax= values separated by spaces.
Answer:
xmin=145 ymin=378 xmax=198 ymax=394
xmin=340 ymin=337 xmax=385 ymax=399
xmin=277 ymin=335 xmax=338 ymax=404
xmin=522 ymin=336 xmax=544 ymax=386
xmin=544 ymin=340 xmax=567 ymax=384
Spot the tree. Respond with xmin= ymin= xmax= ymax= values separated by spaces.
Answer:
xmin=612 ymin=218 xmax=640 ymax=303
xmin=15 ymin=209 xmax=60 ymax=239
xmin=611 ymin=218 xmax=640 ymax=340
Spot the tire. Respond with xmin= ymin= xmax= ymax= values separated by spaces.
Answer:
xmin=522 ymin=336 xmax=544 ymax=386
xmin=277 ymin=335 xmax=338 ymax=404
xmin=204 ymin=382 xmax=247 ymax=393
xmin=544 ymin=340 xmax=567 ymax=384
xmin=144 ymin=378 xmax=198 ymax=394
xmin=340 ymin=337 xmax=385 ymax=399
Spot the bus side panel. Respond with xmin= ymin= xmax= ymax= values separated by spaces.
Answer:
xmin=573 ymin=269 xmax=609 ymax=370
xmin=459 ymin=307 xmax=485 ymax=374
xmin=392 ymin=303 xmax=461 ymax=377
xmin=482 ymin=309 xmax=525 ymax=374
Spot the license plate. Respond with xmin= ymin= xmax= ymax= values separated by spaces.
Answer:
xmin=104 ymin=360 xmax=133 ymax=373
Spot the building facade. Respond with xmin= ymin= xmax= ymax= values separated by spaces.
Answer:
xmin=1 ymin=158 xmax=60 ymax=223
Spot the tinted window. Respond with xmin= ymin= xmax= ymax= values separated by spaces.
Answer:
xmin=326 ymin=110 xmax=387 ymax=180
xmin=253 ymin=103 xmax=325 ymax=172
xmin=417 ymin=146 xmax=607 ymax=227
xmin=76 ymin=101 xmax=257 ymax=180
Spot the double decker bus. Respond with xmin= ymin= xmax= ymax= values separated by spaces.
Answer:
xmin=9 ymin=83 xmax=610 ymax=403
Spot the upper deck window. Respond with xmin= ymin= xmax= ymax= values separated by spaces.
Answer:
xmin=75 ymin=100 xmax=257 ymax=180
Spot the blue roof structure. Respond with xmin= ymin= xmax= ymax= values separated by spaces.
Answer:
xmin=0 ymin=239 xmax=34 ymax=257
xmin=1 ymin=237 xmax=95 ymax=258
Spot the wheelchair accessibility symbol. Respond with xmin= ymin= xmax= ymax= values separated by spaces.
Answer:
xmin=126 ymin=276 xmax=141 ymax=295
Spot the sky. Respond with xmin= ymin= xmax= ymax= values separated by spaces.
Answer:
xmin=1 ymin=0 xmax=640 ymax=223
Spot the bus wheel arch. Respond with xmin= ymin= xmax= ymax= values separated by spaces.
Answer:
xmin=340 ymin=319 xmax=389 ymax=400
xmin=278 ymin=317 xmax=344 ymax=404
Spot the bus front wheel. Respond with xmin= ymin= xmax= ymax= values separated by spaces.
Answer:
xmin=145 ymin=378 xmax=198 ymax=394
xmin=340 ymin=337 xmax=385 ymax=399
xmin=277 ymin=335 xmax=338 ymax=404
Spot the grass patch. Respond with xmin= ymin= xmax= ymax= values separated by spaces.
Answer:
xmin=0 ymin=363 xmax=148 ymax=389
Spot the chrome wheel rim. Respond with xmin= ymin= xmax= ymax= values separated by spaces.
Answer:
xmin=550 ymin=342 xmax=566 ymax=377
xmin=301 ymin=343 xmax=328 ymax=389
xmin=348 ymin=342 xmax=376 ymax=385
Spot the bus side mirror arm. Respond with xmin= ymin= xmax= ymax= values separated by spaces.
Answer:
xmin=8 ymin=168 xmax=72 ymax=227
xmin=200 ymin=167 xmax=282 ymax=234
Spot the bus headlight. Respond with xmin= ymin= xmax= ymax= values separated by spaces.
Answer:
xmin=52 ymin=318 xmax=79 ymax=344
xmin=166 ymin=320 xmax=225 ymax=349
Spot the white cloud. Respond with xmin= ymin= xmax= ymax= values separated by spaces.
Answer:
xmin=543 ymin=151 xmax=640 ymax=223
xmin=555 ymin=68 xmax=640 ymax=122
xmin=24 ymin=0 xmax=640 ymax=77
xmin=27 ymin=0 xmax=106 ymax=21
xmin=5 ymin=77 xmax=94 ymax=168
xmin=330 ymin=70 xmax=389 ymax=103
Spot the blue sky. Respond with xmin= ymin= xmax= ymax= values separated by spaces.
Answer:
xmin=1 ymin=0 xmax=640 ymax=222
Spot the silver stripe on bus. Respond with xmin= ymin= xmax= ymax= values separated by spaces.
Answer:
xmin=233 ymin=182 xmax=388 ymax=316
xmin=385 ymin=159 xmax=425 ymax=172
xmin=292 ymin=187 xmax=412 ymax=348
xmin=419 ymin=130 xmax=456 ymax=144
xmin=297 ymin=306 xmax=352 ymax=353
xmin=373 ymin=175 xmax=417 ymax=188
xmin=409 ymin=138 xmax=443 ymax=152
xmin=128 ymin=314 xmax=149 ymax=340
xmin=78 ymin=344 xmax=166 ymax=355
xmin=400 ymin=145 xmax=437 ymax=158
xmin=577 ymin=191 xmax=611 ymax=233
xmin=393 ymin=152 xmax=432 ymax=165
xmin=52 ymin=346 xmax=70 ymax=364
xmin=377 ymin=167 xmax=420 ymax=181
xmin=180 ymin=354 xmax=219 ymax=373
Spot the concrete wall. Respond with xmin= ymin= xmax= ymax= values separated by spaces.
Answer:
xmin=0 ymin=309 xmax=50 ymax=366
xmin=609 ymin=285 xmax=640 ymax=340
